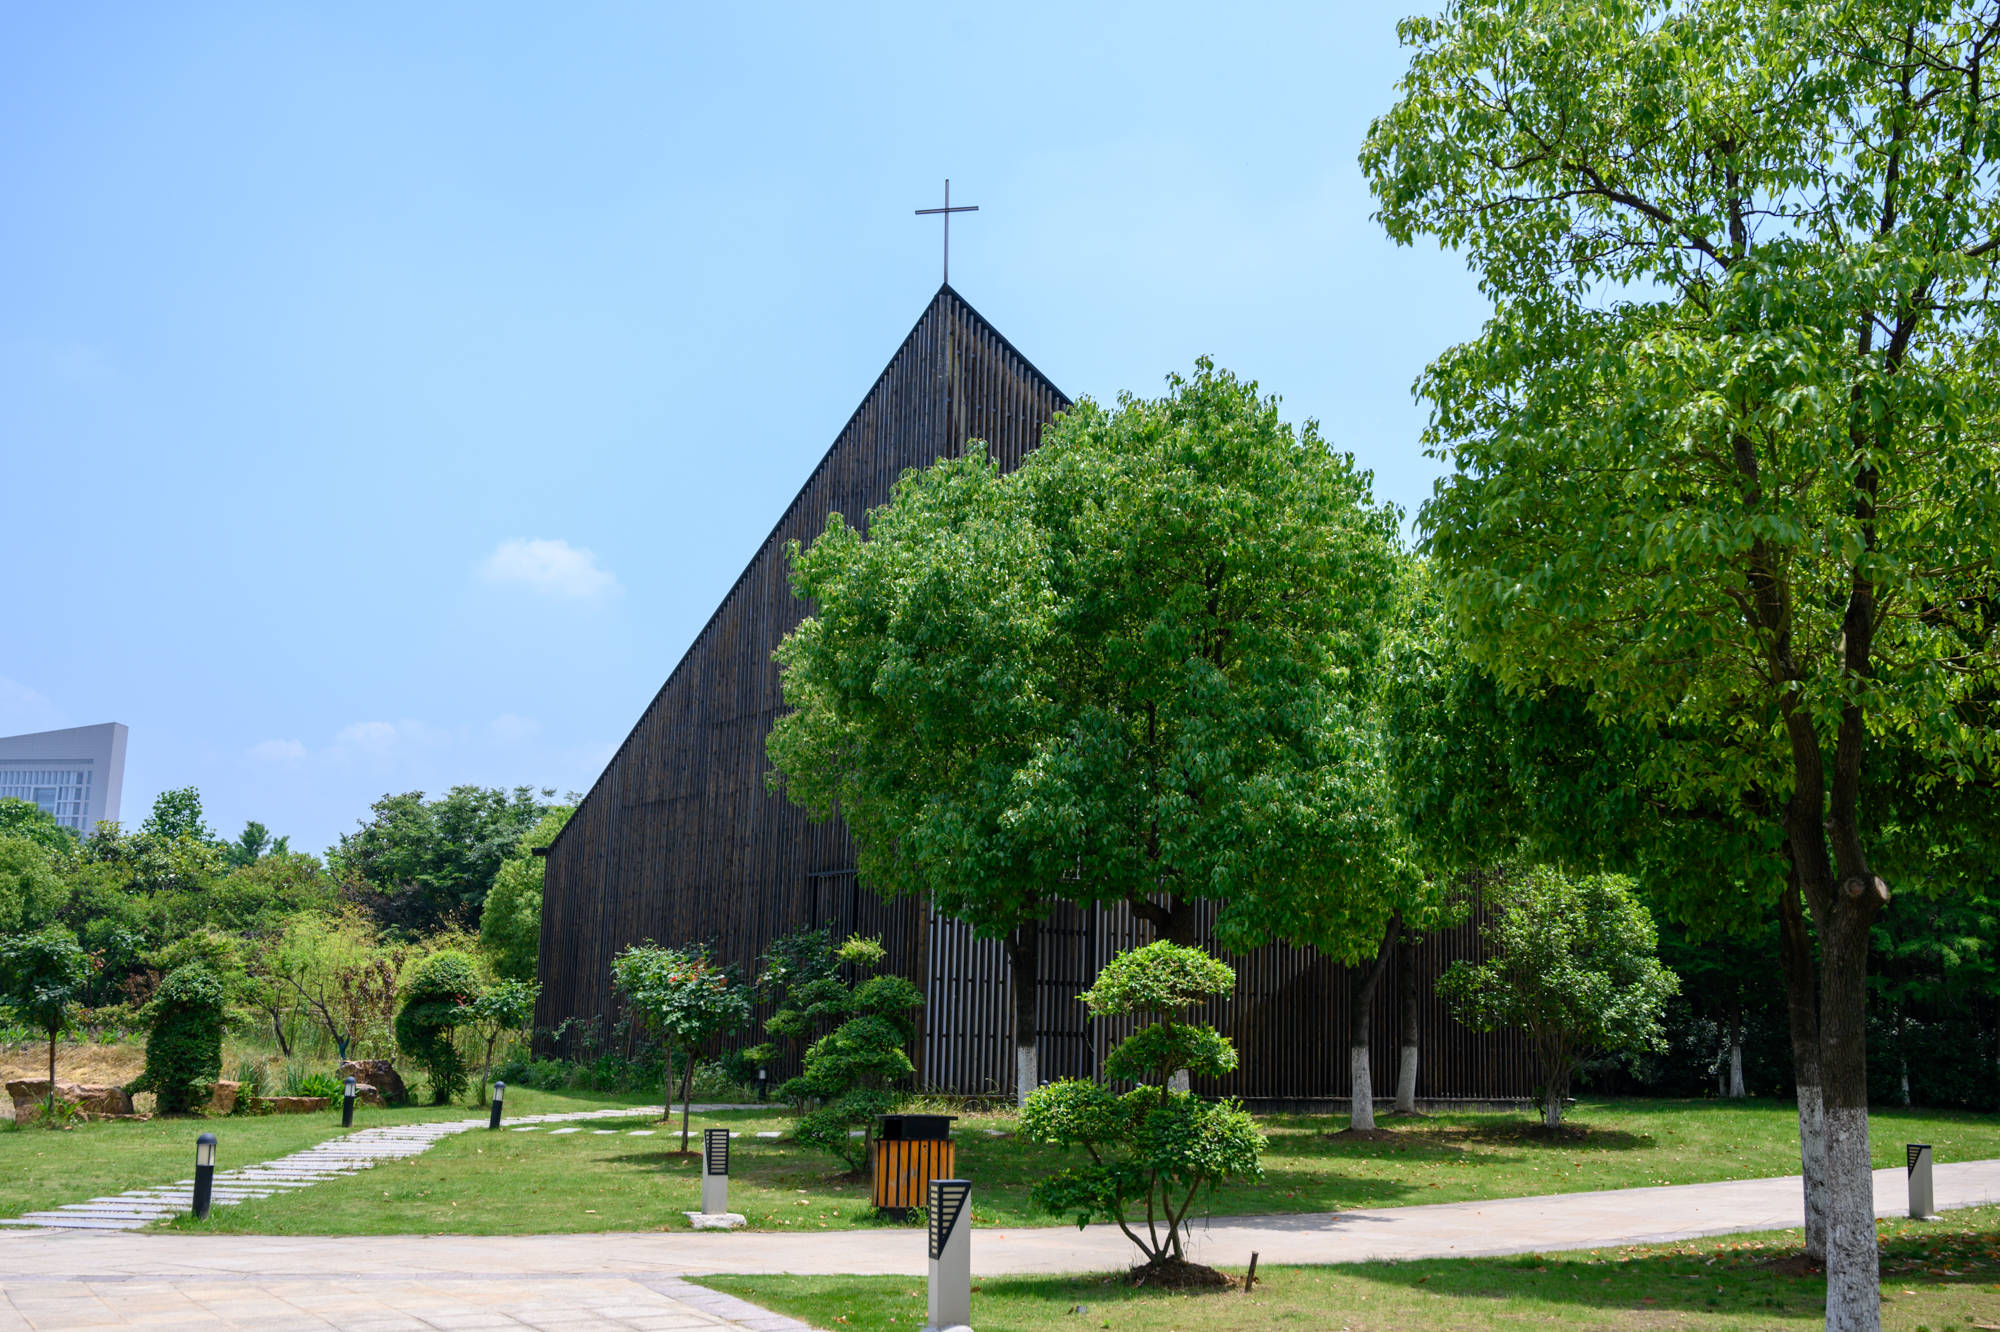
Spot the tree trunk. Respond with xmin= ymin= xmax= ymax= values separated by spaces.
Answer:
xmin=1815 ymin=892 xmax=1881 ymax=1332
xmin=1777 ymin=874 xmax=1828 ymax=1264
xmin=1003 ymin=923 xmax=1039 ymax=1107
xmin=1347 ymin=918 xmax=1396 ymax=1132
xmin=679 ymin=1054 xmax=697 ymax=1152
xmin=46 ymin=1025 xmax=57 ymax=1114
xmin=1394 ymin=925 xmax=1420 ymax=1114
xmin=661 ymin=1040 xmax=677 ymax=1124
xmin=1727 ymin=1010 xmax=1745 ymax=1099
xmin=1131 ymin=896 xmax=1198 ymax=1093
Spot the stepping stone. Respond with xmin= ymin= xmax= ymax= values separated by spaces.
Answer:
xmin=549 ymin=1127 xmax=581 ymax=1135
xmin=510 ymin=1126 xmax=541 ymax=1132
xmin=592 ymin=1129 xmax=618 ymax=1135
xmin=756 ymin=1131 xmax=781 ymax=1139
xmin=627 ymin=1131 xmax=654 ymax=1136
xmin=983 ymin=1130 xmax=1008 ymax=1137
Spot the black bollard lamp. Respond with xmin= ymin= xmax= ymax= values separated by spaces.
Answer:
xmin=489 ymin=1079 xmax=505 ymax=1130
xmin=193 ymin=1132 xmax=217 ymax=1220
xmin=342 ymin=1076 xmax=356 ymax=1127
xmin=757 ymin=1067 xmax=768 ymax=1103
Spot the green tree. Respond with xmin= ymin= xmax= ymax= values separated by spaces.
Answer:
xmin=395 ymin=950 xmax=483 ymax=1104
xmin=0 ymin=797 xmax=77 ymax=855
xmin=0 ymin=834 xmax=70 ymax=936
xmin=459 ymin=978 xmax=540 ymax=1100
xmin=0 ymin=926 xmax=94 ymax=1115
xmin=335 ymin=786 xmax=561 ymax=933
xmin=223 ymin=821 xmax=272 ymax=868
xmin=1364 ymin=4 xmax=2000 ymax=1321
xmin=478 ymin=807 xmax=571 ymax=981
xmin=1021 ymin=942 xmax=1265 ymax=1282
xmin=130 ymin=963 xmax=227 ymax=1115
xmin=770 ymin=361 xmax=1407 ymax=1103
xmin=1439 ymin=868 xmax=1678 ymax=1127
xmin=610 ymin=942 xmax=753 ymax=1150
xmin=248 ymin=909 xmax=405 ymax=1061
xmin=141 ymin=788 xmax=215 ymax=845
xmin=206 ymin=851 xmax=338 ymax=932
xmin=741 ymin=924 xmax=847 ymax=1081
xmin=777 ymin=936 xmax=925 ymax=1171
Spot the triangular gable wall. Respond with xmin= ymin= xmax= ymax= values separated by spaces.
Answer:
xmin=537 ymin=288 xmax=1071 ymax=1040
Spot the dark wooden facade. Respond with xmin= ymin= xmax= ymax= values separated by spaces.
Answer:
xmin=538 ymin=285 xmax=1533 ymax=1102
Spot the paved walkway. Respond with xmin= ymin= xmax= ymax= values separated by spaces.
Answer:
xmin=3 ymin=1159 xmax=1995 ymax=1329
xmin=0 ymin=1104 xmax=753 ymax=1233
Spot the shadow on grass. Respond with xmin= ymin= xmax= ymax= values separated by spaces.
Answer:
xmin=1337 ymin=1217 xmax=2000 ymax=1319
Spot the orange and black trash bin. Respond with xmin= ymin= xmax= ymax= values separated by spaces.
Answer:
xmin=872 ymin=1114 xmax=956 ymax=1220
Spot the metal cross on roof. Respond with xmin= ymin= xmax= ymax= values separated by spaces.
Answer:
xmin=914 ymin=179 xmax=978 ymax=286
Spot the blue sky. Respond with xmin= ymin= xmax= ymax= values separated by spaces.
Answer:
xmin=0 ymin=3 xmax=1488 ymax=854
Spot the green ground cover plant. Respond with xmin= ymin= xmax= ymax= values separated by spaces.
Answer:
xmin=698 ymin=1204 xmax=2000 ymax=1331
xmin=0 ymin=1085 xmax=658 ymax=1221
xmin=151 ymin=1099 xmax=2000 ymax=1237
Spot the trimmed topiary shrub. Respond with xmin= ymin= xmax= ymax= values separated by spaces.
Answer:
xmin=130 ymin=963 xmax=227 ymax=1115
xmin=394 ymin=950 xmax=482 ymax=1105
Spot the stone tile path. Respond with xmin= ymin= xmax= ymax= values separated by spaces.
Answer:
xmin=0 ymin=1104 xmax=756 ymax=1233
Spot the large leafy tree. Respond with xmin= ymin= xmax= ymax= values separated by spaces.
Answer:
xmin=478 ymin=807 xmax=573 ymax=981
xmin=1365 ymin=3 xmax=2000 ymax=1324
xmin=334 ymin=785 xmax=562 ymax=933
xmin=769 ymin=361 xmax=1407 ymax=1104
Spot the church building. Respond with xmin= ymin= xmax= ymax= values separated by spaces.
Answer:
xmin=535 ymin=286 xmax=1530 ymax=1104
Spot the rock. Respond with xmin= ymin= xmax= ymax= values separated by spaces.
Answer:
xmin=207 ymin=1080 xmax=240 ymax=1116
xmin=352 ymin=1083 xmax=386 ymax=1107
xmin=258 ymin=1096 xmax=331 ymax=1115
xmin=683 ymin=1211 xmax=748 ymax=1230
xmin=7 ymin=1079 xmax=134 ymax=1122
xmin=337 ymin=1059 xmax=407 ymax=1105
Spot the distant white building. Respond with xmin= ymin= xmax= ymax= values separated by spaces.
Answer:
xmin=0 ymin=723 xmax=128 ymax=836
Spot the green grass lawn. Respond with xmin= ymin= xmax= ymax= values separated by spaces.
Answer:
xmin=698 ymin=1205 xmax=2000 ymax=1331
xmin=0 ymin=1086 xmax=662 ymax=1221
xmin=155 ymin=1097 xmax=2000 ymax=1236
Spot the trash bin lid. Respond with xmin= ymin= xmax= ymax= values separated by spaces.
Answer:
xmin=875 ymin=1113 xmax=957 ymax=1140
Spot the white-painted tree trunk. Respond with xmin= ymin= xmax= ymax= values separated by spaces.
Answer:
xmin=1728 ymin=1038 xmax=1745 ymax=1098
xmin=1349 ymin=1046 xmax=1375 ymax=1131
xmin=1015 ymin=1043 xmax=1037 ymax=1108
xmin=1821 ymin=1104 xmax=1880 ymax=1332
xmin=1795 ymin=1082 xmax=1828 ymax=1263
xmin=1542 ymin=1088 xmax=1563 ymax=1128
xmin=1395 ymin=1042 xmax=1418 ymax=1114
xmin=1168 ymin=1069 xmax=1190 ymax=1094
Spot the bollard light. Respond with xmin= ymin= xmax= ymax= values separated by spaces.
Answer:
xmin=926 ymin=1177 xmax=972 ymax=1331
xmin=342 ymin=1076 xmax=356 ymax=1128
xmin=1908 ymin=1143 xmax=1935 ymax=1219
xmin=192 ymin=1132 xmax=217 ymax=1220
xmin=489 ymin=1080 xmax=505 ymax=1130
xmin=702 ymin=1127 xmax=730 ymax=1216
xmin=757 ymin=1067 xmax=768 ymax=1103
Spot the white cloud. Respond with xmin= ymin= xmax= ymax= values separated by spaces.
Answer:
xmin=479 ymin=538 xmax=620 ymax=602
xmin=248 ymin=738 xmax=308 ymax=763
xmin=331 ymin=719 xmax=447 ymax=760
xmin=489 ymin=713 xmax=542 ymax=745
xmin=0 ymin=676 xmax=65 ymax=735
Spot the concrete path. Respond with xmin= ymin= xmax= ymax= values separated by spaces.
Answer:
xmin=0 ymin=1104 xmax=755 ymax=1233
xmin=3 ymin=1159 xmax=1995 ymax=1328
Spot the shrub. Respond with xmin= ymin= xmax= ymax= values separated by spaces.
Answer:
xmin=1021 ymin=941 xmax=1264 ymax=1282
xmin=1438 ymin=866 xmax=1678 ymax=1128
xmin=395 ymin=950 xmax=482 ymax=1105
xmin=130 ymin=964 xmax=227 ymax=1115
xmin=777 ymin=937 xmax=924 ymax=1173
xmin=292 ymin=1071 xmax=342 ymax=1100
